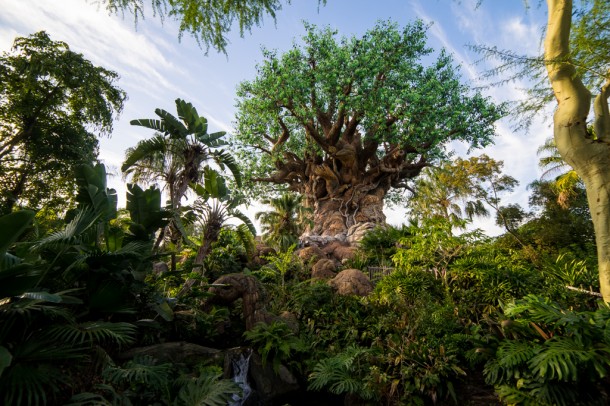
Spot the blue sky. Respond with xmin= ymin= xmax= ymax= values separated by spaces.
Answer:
xmin=0 ymin=0 xmax=551 ymax=235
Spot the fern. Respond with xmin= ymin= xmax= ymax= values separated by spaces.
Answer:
xmin=243 ymin=321 xmax=305 ymax=373
xmin=176 ymin=372 xmax=241 ymax=406
xmin=103 ymin=355 xmax=172 ymax=387
xmin=496 ymin=340 xmax=541 ymax=368
xmin=308 ymin=346 xmax=377 ymax=400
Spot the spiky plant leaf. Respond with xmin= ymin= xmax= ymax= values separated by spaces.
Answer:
xmin=0 ymin=363 xmax=66 ymax=406
xmin=18 ymin=292 xmax=62 ymax=303
xmin=47 ymin=321 xmax=137 ymax=348
xmin=33 ymin=208 xmax=102 ymax=251
xmin=228 ymin=209 xmax=256 ymax=236
xmin=211 ymin=150 xmax=242 ymax=187
xmin=65 ymin=392 xmax=112 ymax=406
xmin=122 ymin=135 xmax=168 ymax=174
xmin=155 ymin=107 xmax=189 ymax=138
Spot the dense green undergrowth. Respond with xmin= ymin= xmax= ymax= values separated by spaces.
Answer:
xmin=1 ymin=166 xmax=609 ymax=405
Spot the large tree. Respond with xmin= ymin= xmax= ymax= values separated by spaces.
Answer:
xmin=235 ymin=21 xmax=504 ymax=236
xmin=544 ymin=0 xmax=610 ymax=300
xmin=0 ymin=31 xmax=126 ymax=214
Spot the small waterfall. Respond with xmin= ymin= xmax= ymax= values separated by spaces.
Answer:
xmin=229 ymin=348 xmax=252 ymax=406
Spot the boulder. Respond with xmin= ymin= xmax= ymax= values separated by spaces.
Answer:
xmin=296 ymin=245 xmax=325 ymax=264
xmin=152 ymin=261 xmax=169 ymax=275
xmin=251 ymin=243 xmax=277 ymax=267
xmin=332 ymin=245 xmax=358 ymax=263
xmin=329 ymin=269 xmax=373 ymax=297
xmin=248 ymin=352 xmax=299 ymax=402
xmin=311 ymin=258 xmax=337 ymax=280
xmin=118 ymin=342 xmax=223 ymax=365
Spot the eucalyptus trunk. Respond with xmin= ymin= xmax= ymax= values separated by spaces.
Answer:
xmin=545 ymin=0 xmax=610 ymax=301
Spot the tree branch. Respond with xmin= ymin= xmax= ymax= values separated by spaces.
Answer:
xmin=594 ymin=72 xmax=610 ymax=142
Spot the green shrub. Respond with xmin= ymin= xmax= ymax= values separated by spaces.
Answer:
xmin=481 ymin=295 xmax=610 ymax=405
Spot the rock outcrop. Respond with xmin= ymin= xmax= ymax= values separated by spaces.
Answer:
xmin=328 ymin=269 xmax=373 ymax=296
xmin=311 ymin=258 xmax=337 ymax=280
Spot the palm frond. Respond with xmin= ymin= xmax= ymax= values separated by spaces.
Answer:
xmin=176 ymin=98 xmax=207 ymax=134
xmin=228 ymin=209 xmax=256 ymax=236
xmin=46 ymin=321 xmax=137 ymax=348
xmin=196 ymin=131 xmax=227 ymax=146
xmin=0 ymin=363 xmax=67 ymax=406
xmin=155 ymin=108 xmax=188 ymax=138
xmin=34 ymin=208 xmax=102 ymax=251
xmin=211 ymin=150 xmax=242 ymax=187
xmin=104 ymin=355 xmax=171 ymax=386
xmin=122 ymin=136 xmax=168 ymax=174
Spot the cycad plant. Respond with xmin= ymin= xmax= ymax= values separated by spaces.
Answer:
xmin=255 ymin=192 xmax=312 ymax=251
xmin=180 ymin=167 xmax=255 ymax=294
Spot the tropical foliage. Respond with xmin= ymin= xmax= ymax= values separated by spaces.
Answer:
xmin=255 ymin=192 xmax=311 ymax=251
xmin=3 ymin=13 xmax=610 ymax=405
xmin=0 ymin=31 xmax=125 ymax=214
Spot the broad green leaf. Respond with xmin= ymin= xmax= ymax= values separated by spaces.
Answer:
xmin=0 ymin=346 xmax=13 ymax=378
xmin=0 ymin=211 xmax=35 ymax=256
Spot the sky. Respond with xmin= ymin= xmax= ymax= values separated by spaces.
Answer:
xmin=0 ymin=0 xmax=552 ymax=235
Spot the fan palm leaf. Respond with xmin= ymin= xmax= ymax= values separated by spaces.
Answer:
xmin=256 ymin=193 xmax=312 ymax=251
xmin=537 ymin=137 xmax=582 ymax=208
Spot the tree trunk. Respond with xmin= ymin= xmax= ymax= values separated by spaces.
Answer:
xmin=310 ymin=186 xmax=387 ymax=236
xmin=545 ymin=0 xmax=610 ymax=301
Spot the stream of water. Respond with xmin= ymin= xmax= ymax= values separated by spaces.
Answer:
xmin=228 ymin=349 xmax=252 ymax=406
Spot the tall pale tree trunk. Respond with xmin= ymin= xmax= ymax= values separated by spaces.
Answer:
xmin=545 ymin=0 xmax=610 ymax=301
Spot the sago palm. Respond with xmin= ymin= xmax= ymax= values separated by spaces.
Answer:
xmin=255 ymin=193 xmax=312 ymax=251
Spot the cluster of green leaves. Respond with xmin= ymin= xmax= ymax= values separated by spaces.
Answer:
xmin=69 ymin=359 xmax=240 ymax=406
xmin=255 ymin=192 xmax=312 ymax=252
xmin=234 ymin=20 xmax=503 ymax=202
xmin=102 ymin=0 xmax=325 ymax=54
xmin=481 ymin=295 xmax=610 ymax=405
xmin=0 ymin=163 xmax=172 ymax=405
xmin=244 ymin=321 xmax=305 ymax=373
xmin=0 ymin=31 xmax=125 ymax=214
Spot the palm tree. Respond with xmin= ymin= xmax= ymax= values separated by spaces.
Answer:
xmin=123 ymin=98 xmax=241 ymax=210
xmin=122 ymin=99 xmax=241 ymax=269
xmin=179 ymin=167 xmax=255 ymax=295
xmin=538 ymin=137 xmax=582 ymax=208
xmin=255 ymin=193 xmax=312 ymax=251
xmin=407 ymin=164 xmax=489 ymax=225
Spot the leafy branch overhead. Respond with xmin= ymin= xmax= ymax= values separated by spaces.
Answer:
xmin=101 ymin=0 xmax=326 ymax=54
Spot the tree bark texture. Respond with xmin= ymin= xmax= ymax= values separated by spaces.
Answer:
xmin=545 ymin=0 xmax=610 ymax=301
xmin=257 ymin=134 xmax=425 ymax=236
